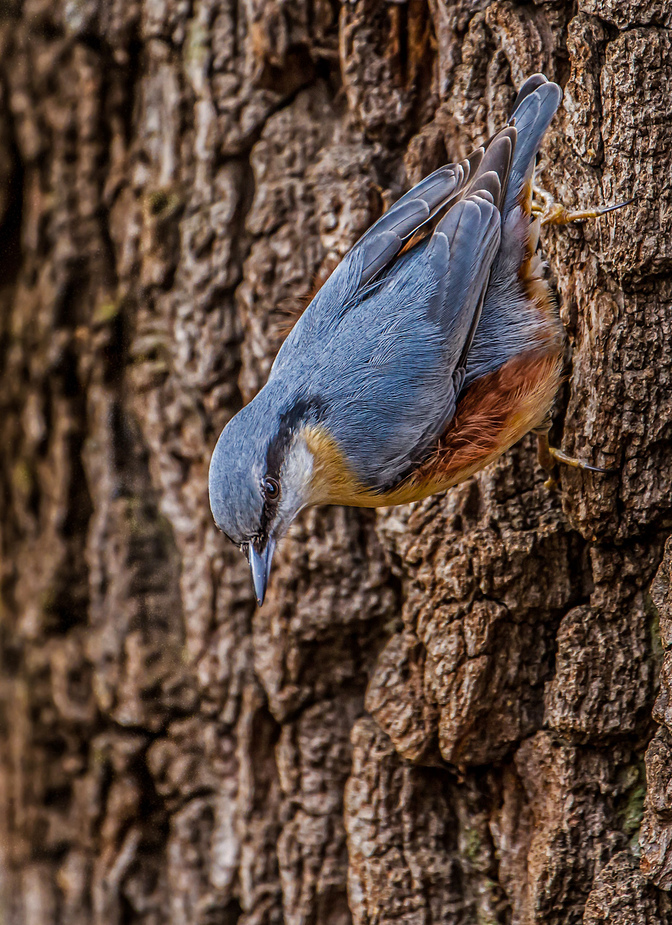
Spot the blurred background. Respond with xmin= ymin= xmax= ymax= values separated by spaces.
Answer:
xmin=1 ymin=0 xmax=672 ymax=923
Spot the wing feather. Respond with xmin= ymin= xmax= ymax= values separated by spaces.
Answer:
xmin=355 ymin=156 xmax=480 ymax=287
xmin=321 ymin=186 xmax=505 ymax=490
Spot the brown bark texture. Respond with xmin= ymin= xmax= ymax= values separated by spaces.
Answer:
xmin=1 ymin=0 xmax=672 ymax=923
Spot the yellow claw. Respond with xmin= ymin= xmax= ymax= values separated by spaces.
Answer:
xmin=536 ymin=430 xmax=615 ymax=477
xmin=531 ymin=183 xmax=633 ymax=227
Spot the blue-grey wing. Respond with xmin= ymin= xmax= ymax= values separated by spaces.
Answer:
xmin=313 ymin=188 xmax=503 ymax=489
xmin=271 ymin=151 xmax=485 ymax=375
xmin=354 ymin=151 xmax=485 ymax=285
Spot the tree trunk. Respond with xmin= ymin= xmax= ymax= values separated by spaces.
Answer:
xmin=1 ymin=1 xmax=672 ymax=923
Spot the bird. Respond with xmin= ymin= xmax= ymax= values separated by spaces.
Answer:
xmin=209 ymin=74 xmax=619 ymax=606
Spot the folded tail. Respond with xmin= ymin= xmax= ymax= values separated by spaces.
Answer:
xmin=502 ymin=74 xmax=562 ymax=218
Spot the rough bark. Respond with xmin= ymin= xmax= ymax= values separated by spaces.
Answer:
xmin=1 ymin=1 xmax=671 ymax=923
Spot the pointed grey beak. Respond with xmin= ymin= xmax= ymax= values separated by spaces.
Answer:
xmin=248 ymin=537 xmax=276 ymax=606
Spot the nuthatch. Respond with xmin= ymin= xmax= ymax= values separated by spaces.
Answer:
xmin=209 ymin=74 xmax=620 ymax=605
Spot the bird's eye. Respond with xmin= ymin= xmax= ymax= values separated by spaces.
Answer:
xmin=262 ymin=476 xmax=280 ymax=500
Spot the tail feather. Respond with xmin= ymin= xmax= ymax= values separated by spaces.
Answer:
xmin=462 ymin=74 xmax=564 ymax=389
xmin=509 ymin=73 xmax=549 ymax=115
xmin=503 ymin=76 xmax=562 ymax=217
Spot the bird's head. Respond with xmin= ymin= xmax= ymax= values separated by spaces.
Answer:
xmin=208 ymin=385 xmax=318 ymax=605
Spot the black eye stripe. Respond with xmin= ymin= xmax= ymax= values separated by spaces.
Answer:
xmin=264 ymin=396 xmax=324 ymax=478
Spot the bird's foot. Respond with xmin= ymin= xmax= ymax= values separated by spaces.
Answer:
xmin=535 ymin=428 xmax=613 ymax=489
xmin=531 ymin=184 xmax=632 ymax=227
